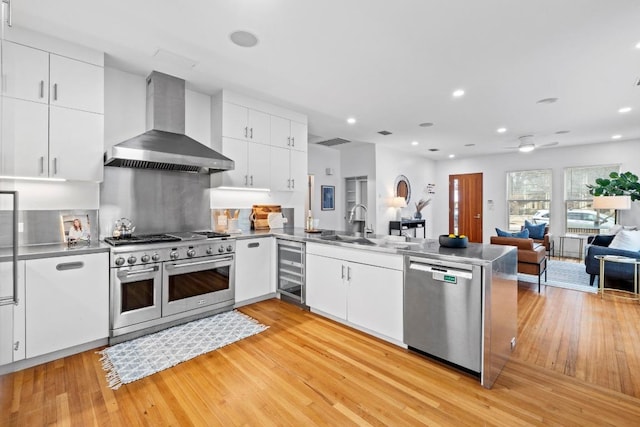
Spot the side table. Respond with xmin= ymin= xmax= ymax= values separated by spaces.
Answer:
xmin=389 ymin=219 xmax=426 ymax=238
xmin=558 ymin=234 xmax=589 ymax=260
xmin=594 ymin=255 xmax=640 ymax=302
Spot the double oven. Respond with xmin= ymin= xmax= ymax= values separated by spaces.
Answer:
xmin=107 ymin=232 xmax=235 ymax=343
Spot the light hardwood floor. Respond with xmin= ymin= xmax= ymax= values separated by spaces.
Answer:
xmin=2 ymin=283 xmax=640 ymax=426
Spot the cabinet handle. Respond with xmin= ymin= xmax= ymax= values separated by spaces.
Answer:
xmin=291 ymin=178 xmax=295 ymax=189
xmin=56 ymin=261 xmax=84 ymax=271
xmin=287 ymin=179 xmax=291 ymax=189
xmin=287 ymin=136 xmax=291 ymax=146
xmin=53 ymin=83 xmax=58 ymax=101
xmin=250 ymin=175 xmax=254 ymax=186
xmin=347 ymin=266 xmax=352 ymax=281
xmin=341 ymin=265 xmax=346 ymax=279
xmin=53 ymin=157 xmax=58 ymax=175
xmin=3 ymin=0 xmax=12 ymax=27
xmin=248 ymin=242 xmax=260 ymax=248
xmin=244 ymin=127 xmax=248 ymax=138
xmin=291 ymin=136 xmax=295 ymax=147
xmin=39 ymin=80 xmax=44 ymax=98
xmin=250 ymin=127 xmax=254 ymax=139
xmin=14 ymin=341 xmax=19 ymax=351
xmin=39 ymin=156 xmax=44 ymax=175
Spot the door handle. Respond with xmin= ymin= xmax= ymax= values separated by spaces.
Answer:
xmin=474 ymin=214 xmax=481 ymax=219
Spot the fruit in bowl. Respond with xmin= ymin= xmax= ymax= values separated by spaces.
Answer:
xmin=439 ymin=234 xmax=469 ymax=248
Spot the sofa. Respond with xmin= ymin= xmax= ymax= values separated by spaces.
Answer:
xmin=490 ymin=236 xmax=547 ymax=292
xmin=584 ymin=234 xmax=639 ymax=287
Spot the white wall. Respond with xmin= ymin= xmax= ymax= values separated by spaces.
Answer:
xmin=308 ymin=144 xmax=342 ymax=230
xmin=374 ymin=145 xmax=437 ymax=237
xmin=433 ymin=139 xmax=640 ymax=251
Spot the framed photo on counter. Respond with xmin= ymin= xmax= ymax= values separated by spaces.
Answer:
xmin=321 ymin=185 xmax=335 ymax=211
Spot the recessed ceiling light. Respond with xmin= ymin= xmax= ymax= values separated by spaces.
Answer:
xmin=452 ymin=89 xmax=465 ymax=98
xmin=411 ymin=141 xmax=419 ymax=146
xmin=618 ymin=107 xmax=632 ymax=113
xmin=536 ymin=97 xmax=559 ymax=104
xmin=519 ymin=144 xmax=535 ymax=153
xmin=636 ymin=41 xmax=640 ymax=49
xmin=612 ymin=134 xmax=622 ymax=140
xmin=419 ymin=122 xmax=434 ymax=127
xmin=448 ymin=154 xmax=455 ymax=158
xmin=496 ymin=127 xmax=507 ymax=133
xmin=555 ymin=130 xmax=571 ymax=134
xmin=347 ymin=117 xmax=356 ymax=124
xmin=229 ymin=30 xmax=259 ymax=48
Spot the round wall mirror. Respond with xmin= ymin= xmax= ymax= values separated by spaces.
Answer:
xmin=394 ymin=175 xmax=411 ymax=204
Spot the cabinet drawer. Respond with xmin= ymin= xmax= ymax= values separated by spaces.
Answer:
xmin=306 ymin=242 xmax=403 ymax=271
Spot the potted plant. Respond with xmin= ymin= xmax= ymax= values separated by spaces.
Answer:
xmin=586 ymin=171 xmax=640 ymax=201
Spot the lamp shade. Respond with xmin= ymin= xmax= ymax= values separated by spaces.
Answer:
xmin=592 ymin=195 xmax=631 ymax=210
xmin=390 ymin=196 xmax=407 ymax=208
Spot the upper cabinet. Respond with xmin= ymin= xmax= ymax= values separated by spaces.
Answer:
xmin=270 ymin=115 xmax=307 ymax=152
xmin=212 ymin=91 xmax=308 ymax=191
xmin=222 ymin=102 xmax=270 ymax=145
xmin=0 ymin=40 xmax=104 ymax=181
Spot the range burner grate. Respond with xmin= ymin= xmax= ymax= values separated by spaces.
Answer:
xmin=193 ymin=231 xmax=231 ymax=238
xmin=104 ymin=234 xmax=181 ymax=246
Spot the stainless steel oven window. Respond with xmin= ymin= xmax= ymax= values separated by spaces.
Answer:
xmin=111 ymin=264 xmax=162 ymax=330
xmin=167 ymin=263 xmax=230 ymax=301
xmin=121 ymin=278 xmax=155 ymax=312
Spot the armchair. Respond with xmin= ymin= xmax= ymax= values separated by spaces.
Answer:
xmin=584 ymin=235 xmax=639 ymax=286
xmin=521 ymin=225 xmax=553 ymax=257
xmin=490 ymin=236 xmax=547 ymax=292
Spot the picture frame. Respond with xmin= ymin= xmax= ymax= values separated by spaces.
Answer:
xmin=60 ymin=213 xmax=91 ymax=243
xmin=321 ymin=185 xmax=335 ymax=211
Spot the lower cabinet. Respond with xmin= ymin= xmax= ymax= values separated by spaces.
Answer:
xmin=235 ymin=237 xmax=274 ymax=304
xmin=0 ymin=261 xmax=25 ymax=366
xmin=306 ymin=243 xmax=404 ymax=342
xmin=25 ymin=252 xmax=109 ymax=358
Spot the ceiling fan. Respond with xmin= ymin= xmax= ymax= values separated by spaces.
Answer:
xmin=504 ymin=135 xmax=559 ymax=152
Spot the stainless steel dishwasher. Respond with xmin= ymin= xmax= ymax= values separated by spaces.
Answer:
xmin=404 ymin=256 xmax=482 ymax=373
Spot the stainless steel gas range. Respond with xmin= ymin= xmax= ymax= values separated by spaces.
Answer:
xmin=104 ymin=231 xmax=235 ymax=344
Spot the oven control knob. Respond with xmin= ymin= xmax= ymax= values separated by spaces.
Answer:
xmin=115 ymin=257 xmax=125 ymax=266
xmin=218 ymin=246 xmax=225 ymax=253
xmin=206 ymin=247 xmax=213 ymax=255
xmin=226 ymin=245 xmax=233 ymax=252
xmin=152 ymin=253 xmax=160 ymax=261
xmin=127 ymin=256 xmax=137 ymax=265
xmin=187 ymin=249 xmax=196 ymax=257
xmin=170 ymin=251 xmax=179 ymax=260
xmin=141 ymin=254 xmax=150 ymax=263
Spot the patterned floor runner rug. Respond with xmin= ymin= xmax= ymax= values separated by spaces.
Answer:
xmin=519 ymin=259 xmax=597 ymax=293
xmin=99 ymin=310 xmax=268 ymax=389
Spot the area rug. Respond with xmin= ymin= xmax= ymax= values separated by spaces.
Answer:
xmin=98 ymin=310 xmax=268 ymax=389
xmin=519 ymin=260 xmax=597 ymax=293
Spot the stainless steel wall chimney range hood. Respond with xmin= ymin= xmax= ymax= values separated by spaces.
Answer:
xmin=104 ymin=71 xmax=234 ymax=174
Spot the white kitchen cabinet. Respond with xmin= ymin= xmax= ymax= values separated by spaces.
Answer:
xmin=220 ymin=137 xmax=270 ymax=188
xmin=235 ymin=237 xmax=273 ymax=304
xmin=0 ymin=261 xmax=26 ymax=366
xmin=25 ymin=253 xmax=109 ymax=358
xmin=1 ymin=97 xmax=49 ymax=177
xmin=0 ymin=40 xmax=104 ymax=180
xmin=49 ymin=106 xmax=104 ymax=181
xmin=270 ymin=115 xmax=307 ymax=152
xmin=269 ymin=147 xmax=307 ymax=192
xmin=1 ymin=41 xmax=49 ymax=104
xmin=306 ymin=243 xmax=404 ymax=342
xmin=49 ymin=53 xmax=104 ymax=114
xmin=222 ymin=102 xmax=270 ymax=145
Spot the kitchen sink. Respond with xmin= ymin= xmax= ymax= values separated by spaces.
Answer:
xmin=319 ymin=234 xmax=377 ymax=246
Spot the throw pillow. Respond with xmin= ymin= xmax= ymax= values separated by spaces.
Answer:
xmin=608 ymin=229 xmax=640 ymax=251
xmin=524 ymin=220 xmax=546 ymax=239
xmin=495 ymin=228 xmax=529 ymax=238
xmin=606 ymin=224 xmax=638 ymax=235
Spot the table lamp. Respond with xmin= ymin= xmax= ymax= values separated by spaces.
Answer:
xmin=390 ymin=196 xmax=407 ymax=220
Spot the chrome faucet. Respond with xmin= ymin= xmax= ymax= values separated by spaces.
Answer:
xmin=349 ymin=203 xmax=370 ymax=237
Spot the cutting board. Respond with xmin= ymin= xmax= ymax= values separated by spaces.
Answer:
xmin=251 ymin=205 xmax=281 ymax=230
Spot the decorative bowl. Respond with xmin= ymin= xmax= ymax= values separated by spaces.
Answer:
xmin=439 ymin=234 xmax=468 ymax=248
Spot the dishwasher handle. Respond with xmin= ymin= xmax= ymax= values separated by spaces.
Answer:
xmin=409 ymin=261 xmax=473 ymax=283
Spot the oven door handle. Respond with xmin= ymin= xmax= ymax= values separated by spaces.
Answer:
xmin=117 ymin=266 xmax=159 ymax=278
xmin=166 ymin=257 xmax=234 ymax=270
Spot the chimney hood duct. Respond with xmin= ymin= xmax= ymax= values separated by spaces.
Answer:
xmin=104 ymin=71 xmax=234 ymax=174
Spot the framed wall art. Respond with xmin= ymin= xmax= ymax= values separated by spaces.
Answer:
xmin=321 ymin=185 xmax=335 ymax=210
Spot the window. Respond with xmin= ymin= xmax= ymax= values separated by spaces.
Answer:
xmin=507 ymin=169 xmax=552 ymax=231
xmin=564 ymin=165 xmax=619 ymax=234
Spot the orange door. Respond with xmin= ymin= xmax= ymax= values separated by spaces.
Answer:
xmin=449 ymin=173 xmax=483 ymax=243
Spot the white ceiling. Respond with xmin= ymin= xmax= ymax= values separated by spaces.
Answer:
xmin=11 ymin=0 xmax=640 ymax=159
